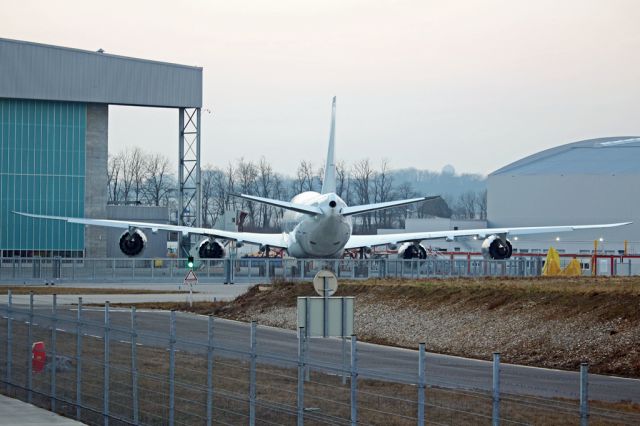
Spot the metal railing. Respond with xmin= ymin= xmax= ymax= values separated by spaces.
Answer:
xmin=0 ymin=256 xmax=553 ymax=283
xmin=2 ymin=292 xmax=640 ymax=425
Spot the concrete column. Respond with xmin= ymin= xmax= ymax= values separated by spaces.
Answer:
xmin=84 ymin=104 xmax=108 ymax=258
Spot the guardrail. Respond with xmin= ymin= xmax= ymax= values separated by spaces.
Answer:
xmin=2 ymin=293 xmax=639 ymax=425
xmin=1 ymin=255 xmax=638 ymax=284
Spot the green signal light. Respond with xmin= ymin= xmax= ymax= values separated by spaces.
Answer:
xmin=187 ymin=256 xmax=194 ymax=269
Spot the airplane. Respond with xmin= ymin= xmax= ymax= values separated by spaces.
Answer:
xmin=15 ymin=97 xmax=631 ymax=260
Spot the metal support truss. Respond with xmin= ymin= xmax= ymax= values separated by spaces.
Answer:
xmin=178 ymin=107 xmax=202 ymax=255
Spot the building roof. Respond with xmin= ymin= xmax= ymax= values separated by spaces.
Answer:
xmin=0 ymin=38 xmax=202 ymax=108
xmin=490 ymin=136 xmax=640 ymax=176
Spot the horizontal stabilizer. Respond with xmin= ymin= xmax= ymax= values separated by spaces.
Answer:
xmin=232 ymin=193 xmax=323 ymax=215
xmin=341 ymin=196 xmax=440 ymax=216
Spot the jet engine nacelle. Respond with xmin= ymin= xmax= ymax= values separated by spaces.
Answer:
xmin=481 ymin=235 xmax=513 ymax=260
xmin=119 ymin=229 xmax=147 ymax=257
xmin=397 ymin=242 xmax=428 ymax=259
xmin=197 ymin=238 xmax=226 ymax=259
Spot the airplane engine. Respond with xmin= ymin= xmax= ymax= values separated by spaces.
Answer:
xmin=481 ymin=235 xmax=513 ymax=260
xmin=197 ymin=238 xmax=226 ymax=259
xmin=397 ymin=243 xmax=428 ymax=259
xmin=119 ymin=229 xmax=147 ymax=257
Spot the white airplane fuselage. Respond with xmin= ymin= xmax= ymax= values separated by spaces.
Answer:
xmin=282 ymin=191 xmax=352 ymax=258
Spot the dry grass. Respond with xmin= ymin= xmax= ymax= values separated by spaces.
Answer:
xmin=0 ymin=286 xmax=190 ymax=295
xmin=2 ymin=318 xmax=638 ymax=425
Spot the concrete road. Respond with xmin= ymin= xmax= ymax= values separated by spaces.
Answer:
xmin=10 ymin=305 xmax=640 ymax=405
xmin=0 ymin=282 xmax=251 ymax=305
xmin=0 ymin=394 xmax=83 ymax=425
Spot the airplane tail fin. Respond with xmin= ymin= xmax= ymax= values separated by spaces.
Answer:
xmin=321 ymin=96 xmax=337 ymax=194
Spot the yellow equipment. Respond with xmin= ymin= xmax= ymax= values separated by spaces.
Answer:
xmin=542 ymin=247 xmax=562 ymax=276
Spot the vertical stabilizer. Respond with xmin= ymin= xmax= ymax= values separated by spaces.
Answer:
xmin=321 ymin=96 xmax=337 ymax=194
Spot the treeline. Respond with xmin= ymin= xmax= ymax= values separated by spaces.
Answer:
xmin=107 ymin=148 xmax=487 ymax=233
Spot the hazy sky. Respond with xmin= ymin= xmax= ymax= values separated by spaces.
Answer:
xmin=4 ymin=0 xmax=640 ymax=176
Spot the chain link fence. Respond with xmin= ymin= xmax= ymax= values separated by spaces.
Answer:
xmin=0 ymin=256 xmax=552 ymax=284
xmin=1 ymin=293 xmax=640 ymax=425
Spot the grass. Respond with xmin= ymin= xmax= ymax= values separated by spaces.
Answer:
xmin=2 ymin=318 xmax=639 ymax=425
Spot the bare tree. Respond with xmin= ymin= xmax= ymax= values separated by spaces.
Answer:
xmin=454 ymin=190 xmax=478 ymax=219
xmin=351 ymin=159 xmax=374 ymax=232
xmin=201 ymin=167 xmax=219 ymax=227
xmin=292 ymin=160 xmax=316 ymax=193
xmin=373 ymin=159 xmax=394 ymax=227
xmin=143 ymin=153 xmax=172 ymax=206
xmin=336 ymin=161 xmax=348 ymax=199
xmin=107 ymin=154 xmax=121 ymax=203
xmin=129 ymin=148 xmax=146 ymax=203
xmin=235 ymin=158 xmax=259 ymax=226
xmin=257 ymin=157 xmax=274 ymax=228
xmin=477 ymin=189 xmax=487 ymax=220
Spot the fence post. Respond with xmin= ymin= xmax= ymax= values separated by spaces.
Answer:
xmin=6 ymin=289 xmax=11 ymax=393
xmin=104 ymin=301 xmax=110 ymax=426
xmin=206 ymin=315 xmax=215 ymax=426
xmin=492 ymin=352 xmax=500 ymax=426
xmin=249 ymin=321 xmax=257 ymax=426
xmin=76 ymin=297 xmax=83 ymax=420
xmin=26 ymin=292 xmax=33 ymax=403
xmin=297 ymin=327 xmax=306 ymax=425
xmin=350 ymin=335 xmax=358 ymax=426
xmin=51 ymin=294 xmax=57 ymax=412
xmin=418 ymin=342 xmax=426 ymax=425
xmin=580 ymin=363 xmax=589 ymax=426
xmin=131 ymin=307 xmax=139 ymax=425
xmin=342 ymin=297 xmax=348 ymax=386
xmin=169 ymin=310 xmax=176 ymax=426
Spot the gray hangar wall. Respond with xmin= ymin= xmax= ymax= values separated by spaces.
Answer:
xmin=487 ymin=137 xmax=640 ymax=254
xmin=0 ymin=37 xmax=202 ymax=257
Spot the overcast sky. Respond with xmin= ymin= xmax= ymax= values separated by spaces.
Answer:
xmin=4 ymin=0 xmax=640 ymax=176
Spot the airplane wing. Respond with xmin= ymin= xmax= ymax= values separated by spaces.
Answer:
xmin=341 ymin=196 xmax=440 ymax=216
xmin=344 ymin=222 xmax=632 ymax=249
xmin=13 ymin=212 xmax=289 ymax=248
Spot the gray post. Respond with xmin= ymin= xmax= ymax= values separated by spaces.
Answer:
xmin=169 ymin=310 xmax=176 ymax=426
xmin=131 ymin=307 xmax=139 ymax=425
xmin=26 ymin=293 xmax=33 ymax=403
xmin=76 ymin=297 xmax=82 ymax=420
xmin=206 ymin=315 xmax=215 ymax=426
xmin=342 ymin=297 xmax=347 ymax=385
xmin=51 ymin=294 xmax=57 ymax=411
xmin=418 ymin=342 xmax=426 ymax=425
xmin=350 ymin=335 xmax=358 ymax=426
xmin=249 ymin=321 xmax=257 ymax=425
xmin=580 ymin=363 xmax=589 ymax=426
xmin=224 ymin=259 xmax=230 ymax=284
xmin=297 ymin=327 xmax=305 ymax=426
xmin=5 ymin=290 xmax=11 ymax=392
xmin=492 ymin=352 xmax=500 ymax=426
xmin=104 ymin=301 xmax=110 ymax=426
xmin=323 ymin=276 xmax=329 ymax=338
xmin=304 ymin=297 xmax=310 ymax=382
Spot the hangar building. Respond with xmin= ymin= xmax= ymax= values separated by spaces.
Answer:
xmin=487 ymin=137 xmax=640 ymax=255
xmin=0 ymin=38 xmax=202 ymax=258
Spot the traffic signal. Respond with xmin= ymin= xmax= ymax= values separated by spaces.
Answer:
xmin=187 ymin=256 xmax=194 ymax=269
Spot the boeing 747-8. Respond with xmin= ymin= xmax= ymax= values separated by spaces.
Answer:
xmin=16 ymin=98 xmax=630 ymax=260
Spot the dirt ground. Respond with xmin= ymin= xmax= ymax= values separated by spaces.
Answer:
xmin=121 ymin=276 xmax=640 ymax=378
